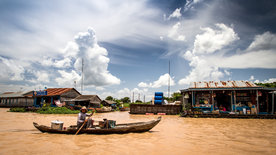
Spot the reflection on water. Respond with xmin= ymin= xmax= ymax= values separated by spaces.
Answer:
xmin=0 ymin=108 xmax=276 ymax=155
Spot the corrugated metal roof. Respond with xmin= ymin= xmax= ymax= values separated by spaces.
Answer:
xmin=189 ymin=81 xmax=259 ymax=89
xmin=73 ymin=95 xmax=101 ymax=102
xmin=102 ymin=100 xmax=116 ymax=105
xmin=0 ymin=91 xmax=32 ymax=98
xmin=74 ymin=95 xmax=97 ymax=100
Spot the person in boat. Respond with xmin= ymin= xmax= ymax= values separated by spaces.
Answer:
xmin=77 ymin=106 xmax=94 ymax=129
xmin=103 ymin=118 xmax=109 ymax=129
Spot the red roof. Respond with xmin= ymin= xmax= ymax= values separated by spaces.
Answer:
xmin=45 ymin=88 xmax=80 ymax=96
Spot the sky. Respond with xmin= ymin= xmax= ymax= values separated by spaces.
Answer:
xmin=0 ymin=0 xmax=276 ymax=101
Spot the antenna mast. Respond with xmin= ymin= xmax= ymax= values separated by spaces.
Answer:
xmin=81 ymin=58 xmax=84 ymax=94
xmin=168 ymin=60 xmax=170 ymax=98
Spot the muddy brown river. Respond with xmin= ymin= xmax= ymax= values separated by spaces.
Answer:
xmin=0 ymin=108 xmax=276 ymax=155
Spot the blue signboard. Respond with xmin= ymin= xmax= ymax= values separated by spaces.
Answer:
xmin=33 ymin=90 xmax=47 ymax=96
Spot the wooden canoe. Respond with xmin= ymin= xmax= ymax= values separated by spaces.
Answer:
xmin=33 ymin=117 xmax=161 ymax=134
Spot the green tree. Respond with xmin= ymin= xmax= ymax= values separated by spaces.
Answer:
xmin=121 ymin=97 xmax=130 ymax=103
xmin=255 ymin=82 xmax=276 ymax=88
xmin=135 ymin=100 xmax=142 ymax=103
xmin=105 ymin=96 xmax=114 ymax=101
xmin=172 ymin=92 xmax=182 ymax=101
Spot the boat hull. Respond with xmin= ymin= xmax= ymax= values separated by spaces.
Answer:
xmin=33 ymin=117 xmax=161 ymax=134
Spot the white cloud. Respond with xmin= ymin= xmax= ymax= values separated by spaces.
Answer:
xmin=41 ymin=57 xmax=72 ymax=68
xmin=178 ymin=55 xmax=224 ymax=85
xmin=0 ymin=83 xmax=45 ymax=94
xmin=138 ymin=82 xmax=149 ymax=88
xmin=254 ymin=78 xmax=276 ymax=84
xmin=179 ymin=25 xmax=276 ymax=85
xmin=0 ymin=56 xmax=25 ymax=81
xmin=98 ymin=87 xmax=151 ymax=102
xmin=249 ymin=75 xmax=255 ymax=81
xmin=179 ymin=23 xmax=238 ymax=85
xmin=56 ymin=27 xmax=120 ymax=87
xmin=246 ymin=32 xmax=276 ymax=52
xmin=254 ymin=79 xmax=260 ymax=83
xmin=209 ymin=32 xmax=276 ymax=69
xmin=184 ymin=0 xmax=203 ymax=12
xmin=36 ymin=71 xmax=50 ymax=83
xmin=193 ymin=23 xmax=239 ymax=54
xmin=168 ymin=22 xmax=186 ymax=41
xmin=168 ymin=8 xmax=182 ymax=20
xmin=55 ymin=70 xmax=81 ymax=87
xmin=262 ymin=78 xmax=276 ymax=83
xmin=138 ymin=73 xmax=175 ymax=88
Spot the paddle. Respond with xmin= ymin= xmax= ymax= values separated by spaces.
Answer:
xmin=75 ymin=111 xmax=94 ymax=135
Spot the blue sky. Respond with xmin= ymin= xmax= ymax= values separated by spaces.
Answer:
xmin=0 ymin=0 xmax=276 ymax=101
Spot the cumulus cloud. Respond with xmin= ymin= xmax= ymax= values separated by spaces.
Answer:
xmin=179 ymin=52 xmax=224 ymax=85
xmin=193 ymin=23 xmax=239 ymax=54
xmin=249 ymin=75 xmax=255 ymax=81
xmin=0 ymin=56 xmax=25 ymax=81
xmin=179 ymin=24 xmax=237 ymax=85
xmin=41 ymin=57 xmax=72 ymax=68
xmin=179 ymin=24 xmax=276 ymax=85
xmin=263 ymin=78 xmax=276 ymax=83
xmin=36 ymin=71 xmax=50 ymax=83
xmin=168 ymin=22 xmax=186 ymax=41
xmin=254 ymin=78 xmax=276 ymax=84
xmin=246 ymin=32 xmax=276 ymax=52
xmin=209 ymin=32 xmax=276 ymax=69
xmin=55 ymin=27 xmax=120 ymax=87
xmin=55 ymin=70 xmax=81 ymax=87
xmin=168 ymin=8 xmax=182 ymax=20
xmin=184 ymin=0 xmax=203 ymax=12
xmin=138 ymin=73 xmax=175 ymax=88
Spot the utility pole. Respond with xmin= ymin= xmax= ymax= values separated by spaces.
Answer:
xmin=132 ymin=92 xmax=134 ymax=103
xmin=143 ymin=95 xmax=145 ymax=103
xmin=81 ymin=58 xmax=84 ymax=94
xmin=168 ymin=60 xmax=170 ymax=98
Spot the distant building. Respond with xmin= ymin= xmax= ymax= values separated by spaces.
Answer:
xmin=101 ymin=100 xmax=117 ymax=109
xmin=32 ymin=88 xmax=81 ymax=107
xmin=66 ymin=95 xmax=102 ymax=108
xmin=0 ymin=91 xmax=34 ymax=107
xmin=181 ymin=81 xmax=276 ymax=114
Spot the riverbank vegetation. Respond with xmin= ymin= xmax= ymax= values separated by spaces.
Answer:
xmin=37 ymin=107 xmax=80 ymax=114
xmin=9 ymin=107 xmax=81 ymax=114
xmin=256 ymin=82 xmax=276 ymax=88
xmin=9 ymin=107 xmax=27 ymax=112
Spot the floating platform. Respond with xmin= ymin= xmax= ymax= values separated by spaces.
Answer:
xmin=180 ymin=113 xmax=276 ymax=119
xmin=130 ymin=104 xmax=182 ymax=115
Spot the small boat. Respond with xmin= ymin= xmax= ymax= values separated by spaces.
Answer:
xmin=33 ymin=117 xmax=161 ymax=134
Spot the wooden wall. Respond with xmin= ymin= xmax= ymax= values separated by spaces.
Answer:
xmin=0 ymin=97 xmax=33 ymax=107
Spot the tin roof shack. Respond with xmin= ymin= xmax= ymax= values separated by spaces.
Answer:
xmin=101 ymin=100 xmax=117 ymax=109
xmin=33 ymin=88 xmax=81 ymax=107
xmin=0 ymin=91 xmax=34 ymax=107
xmin=181 ymin=81 xmax=276 ymax=115
xmin=66 ymin=95 xmax=102 ymax=108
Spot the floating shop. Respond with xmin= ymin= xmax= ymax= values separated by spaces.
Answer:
xmin=181 ymin=81 xmax=276 ymax=116
xmin=32 ymin=88 xmax=81 ymax=107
